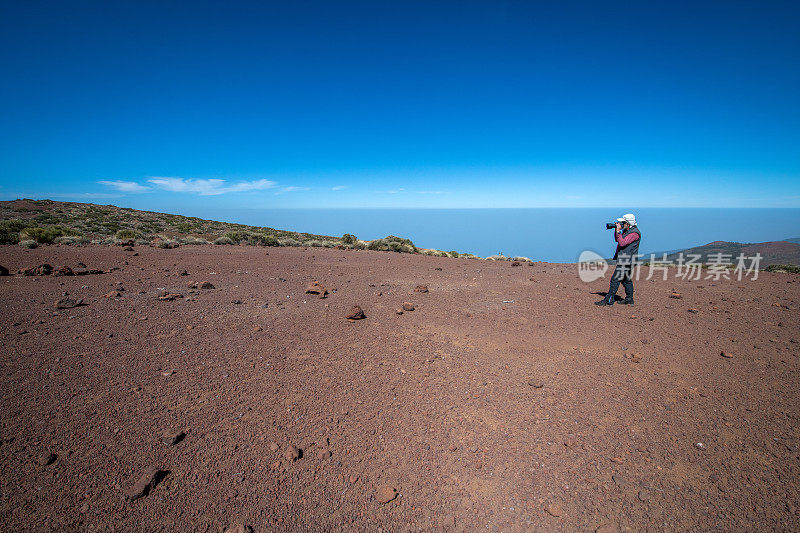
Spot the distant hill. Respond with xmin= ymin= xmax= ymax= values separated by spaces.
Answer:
xmin=0 ymin=198 xmax=478 ymax=258
xmin=654 ymin=240 xmax=800 ymax=267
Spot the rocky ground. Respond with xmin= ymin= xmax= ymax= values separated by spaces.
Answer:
xmin=0 ymin=244 xmax=798 ymax=532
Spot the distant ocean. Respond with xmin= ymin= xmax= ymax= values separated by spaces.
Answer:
xmin=190 ymin=208 xmax=800 ymax=263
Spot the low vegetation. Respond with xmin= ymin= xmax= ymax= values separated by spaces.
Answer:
xmin=765 ymin=264 xmax=800 ymax=273
xmin=0 ymin=198 xmax=481 ymax=259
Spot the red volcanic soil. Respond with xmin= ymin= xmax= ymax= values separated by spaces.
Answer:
xmin=1 ymin=245 xmax=799 ymax=531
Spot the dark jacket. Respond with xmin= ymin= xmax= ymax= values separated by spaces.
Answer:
xmin=613 ymin=226 xmax=641 ymax=264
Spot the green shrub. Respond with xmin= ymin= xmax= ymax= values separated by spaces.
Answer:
xmin=115 ymin=229 xmax=141 ymax=240
xmin=448 ymin=251 xmax=460 ymax=258
xmin=214 ymin=236 xmax=234 ymax=245
xmin=342 ymin=233 xmax=357 ymax=245
xmin=53 ymin=236 xmax=83 ymax=245
xmin=0 ymin=219 xmax=32 ymax=244
xmin=20 ymin=226 xmax=71 ymax=244
xmin=765 ymin=264 xmax=800 ymax=273
xmin=224 ymin=231 xmax=245 ymax=243
xmin=19 ymin=239 xmax=38 ymax=249
xmin=305 ymin=240 xmax=324 ymax=247
xmin=279 ymin=238 xmax=300 ymax=247
xmin=247 ymin=233 xmax=280 ymax=246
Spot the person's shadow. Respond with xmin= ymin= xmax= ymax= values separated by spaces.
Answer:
xmin=590 ymin=291 xmax=625 ymax=302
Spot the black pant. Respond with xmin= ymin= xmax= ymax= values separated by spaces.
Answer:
xmin=608 ymin=263 xmax=634 ymax=300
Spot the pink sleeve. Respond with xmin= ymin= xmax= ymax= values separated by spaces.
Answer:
xmin=615 ymin=232 xmax=639 ymax=246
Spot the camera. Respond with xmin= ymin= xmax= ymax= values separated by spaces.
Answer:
xmin=605 ymin=222 xmax=617 ymax=229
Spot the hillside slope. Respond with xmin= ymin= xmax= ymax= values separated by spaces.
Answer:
xmin=661 ymin=240 xmax=800 ymax=266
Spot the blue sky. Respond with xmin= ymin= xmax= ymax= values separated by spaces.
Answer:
xmin=1 ymin=1 xmax=799 ymax=209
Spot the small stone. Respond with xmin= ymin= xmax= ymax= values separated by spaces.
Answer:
xmin=317 ymin=449 xmax=332 ymax=460
xmin=527 ymin=379 xmax=544 ymax=388
xmin=395 ymin=309 xmax=403 ymax=315
xmin=564 ymin=438 xmax=576 ymax=448
xmin=199 ymin=281 xmax=215 ymax=289
xmin=414 ymin=285 xmax=429 ymax=293
xmin=669 ymin=292 xmax=682 ymax=299
xmin=610 ymin=456 xmax=624 ymax=464
xmin=545 ymin=503 xmax=562 ymax=517
xmin=637 ymin=490 xmax=650 ymax=502
xmin=346 ymin=305 xmax=366 ymax=320
xmin=223 ymin=525 xmax=253 ymax=533
xmin=231 ymin=299 xmax=242 ymax=304
xmin=284 ymin=446 xmax=301 ymax=462
xmin=695 ymin=442 xmax=706 ymax=450
xmin=0 ymin=265 xmax=9 ymax=276
xmin=720 ymin=351 xmax=732 ymax=358
xmin=162 ymin=369 xmax=176 ymax=377
xmin=162 ymin=430 xmax=185 ymax=446
xmin=305 ymin=280 xmax=329 ymax=298
xmin=269 ymin=442 xmax=279 ymax=452
xmin=55 ymin=297 xmax=82 ymax=309
xmin=104 ymin=291 xmax=121 ymax=298
xmin=401 ymin=302 xmax=415 ymax=312
xmin=375 ymin=485 xmax=398 ymax=504
xmin=688 ymin=308 xmax=699 ymax=313
xmin=124 ymin=467 xmax=167 ymax=500
xmin=511 ymin=261 xmax=521 ymax=266
xmin=38 ymin=452 xmax=57 ymax=466
xmin=349 ymin=475 xmax=358 ymax=483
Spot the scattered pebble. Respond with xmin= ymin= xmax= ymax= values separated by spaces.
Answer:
xmin=375 ymin=485 xmax=398 ymax=504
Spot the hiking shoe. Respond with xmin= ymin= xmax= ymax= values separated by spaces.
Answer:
xmin=621 ymin=298 xmax=634 ymax=305
xmin=594 ymin=298 xmax=614 ymax=306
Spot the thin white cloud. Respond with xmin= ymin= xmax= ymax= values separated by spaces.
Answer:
xmin=276 ymin=186 xmax=311 ymax=194
xmin=330 ymin=185 xmax=347 ymax=191
xmin=387 ymin=187 xmax=406 ymax=194
xmin=146 ymin=177 xmax=277 ymax=196
xmin=98 ymin=180 xmax=152 ymax=193
xmin=416 ymin=190 xmax=445 ymax=194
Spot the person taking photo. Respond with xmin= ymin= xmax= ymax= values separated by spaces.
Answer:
xmin=596 ymin=213 xmax=640 ymax=306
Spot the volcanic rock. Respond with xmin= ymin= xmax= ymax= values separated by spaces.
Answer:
xmin=669 ymin=292 xmax=682 ymax=299
xmin=38 ymin=452 xmax=57 ymax=466
xmin=511 ymin=261 xmax=521 ymax=267
xmin=375 ymin=485 xmax=398 ymax=504
xmin=55 ymin=297 xmax=83 ymax=309
xmin=414 ymin=285 xmax=429 ymax=293
xmin=284 ymin=446 xmax=301 ymax=462
xmin=720 ymin=351 xmax=733 ymax=358
xmin=0 ymin=265 xmax=8 ymax=276
xmin=162 ymin=430 xmax=185 ymax=446
xmin=223 ymin=525 xmax=253 ymax=533
xmin=305 ymin=280 xmax=329 ymax=298
xmin=25 ymin=264 xmax=53 ymax=276
xmin=199 ymin=281 xmax=215 ymax=289
xmin=103 ymin=291 xmax=121 ymax=298
xmin=124 ymin=467 xmax=168 ymax=500
xmin=402 ymin=302 xmax=415 ymax=311
xmin=346 ymin=305 xmax=366 ymax=320
xmin=545 ymin=503 xmax=563 ymax=517
xmin=53 ymin=266 xmax=74 ymax=276
xmin=317 ymin=448 xmax=332 ymax=460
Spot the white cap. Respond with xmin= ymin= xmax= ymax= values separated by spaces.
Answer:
xmin=617 ymin=213 xmax=636 ymax=225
